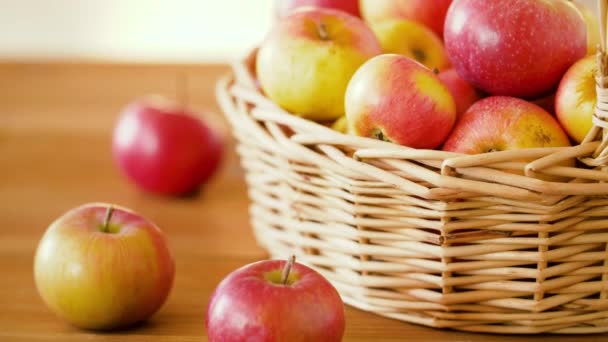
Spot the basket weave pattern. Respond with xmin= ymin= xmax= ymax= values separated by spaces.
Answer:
xmin=217 ymin=9 xmax=608 ymax=334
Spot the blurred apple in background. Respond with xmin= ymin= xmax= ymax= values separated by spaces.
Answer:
xmin=371 ymin=19 xmax=449 ymax=71
xmin=443 ymin=96 xmax=571 ymax=154
xmin=574 ymin=0 xmax=600 ymax=55
xmin=345 ymin=54 xmax=456 ymax=149
xmin=275 ymin=0 xmax=360 ymax=18
xmin=112 ymin=96 xmax=223 ymax=196
xmin=556 ymin=55 xmax=596 ymax=143
xmin=438 ymin=68 xmax=482 ymax=118
xmin=206 ymin=256 xmax=345 ymax=341
xmin=360 ymin=0 xmax=452 ymax=38
xmin=256 ymin=7 xmax=381 ymax=121
xmin=34 ymin=203 xmax=175 ymax=330
xmin=444 ymin=0 xmax=586 ymax=98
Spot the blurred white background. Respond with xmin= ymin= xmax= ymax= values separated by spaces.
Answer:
xmin=0 ymin=0 xmax=274 ymax=63
xmin=0 ymin=0 xmax=598 ymax=64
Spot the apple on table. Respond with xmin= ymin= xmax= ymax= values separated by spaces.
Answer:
xmin=34 ymin=203 xmax=175 ymax=330
xmin=206 ymin=256 xmax=345 ymax=342
xmin=345 ymin=54 xmax=456 ymax=149
xmin=112 ymin=95 xmax=223 ymax=196
xmin=444 ymin=0 xmax=586 ymax=98
xmin=256 ymin=7 xmax=381 ymax=122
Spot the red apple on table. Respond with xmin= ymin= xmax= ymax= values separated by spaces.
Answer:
xmin=34 ymin=203 xmax=175 ymax=330
xmin=444 ymin=0 xmax=586 ymax=98
xmin=443 ymin=96 xmax=571 ymax=154
xmin=556 ymin=54 xmax=596 ymax=143
xmin=112 ymin=96 xmax=223 ymax=195
xmin=206 ymin=256 xmax=345 ymax=342
xmin=345 ymin=54 xmax=456 ymax=149
xmin=257 ymin=7 xmax=381 ymax=121
xmin=438 ymin=68 xmax=482 ymax=118
xmin=275 ymin=0 xmax=360 ymax=18
xmin=360 ymin=0 xmax=452 ymax=38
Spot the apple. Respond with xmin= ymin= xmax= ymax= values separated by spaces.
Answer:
xmin=371 ymin=19 xmax=450 ymax=71
xmin=574 ymin=1 xmax=600 ymax=55
xmin=438 ymin=68 xmax=482 ymax=118
xmin=345 ymin=54 xmax=456 ymax=149
xmin=256 ymin=7 xmax=382 ymax=121
xmin=112 ymin=96 xmax=223 ymax=195
xmin=331 ymin=115 xmax=348 ymax=134
xmin=444 ymin=0 xmax=586 ymax=98
xmin=360 ymin=0 xmax=452 ymax=38
xmin=34 ymin=203 xmax=175 ymax=330
xmin=206 ymin=256 xmax=345 ymax=341
xmin=443 ymin=96 xmax=571 ymax=154
xmin=556 ymin=54 xmax=596 ymax=143
xmin=275 ymin=0 xmax=360 ymax=18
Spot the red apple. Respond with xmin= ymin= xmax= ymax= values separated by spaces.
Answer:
xmin=438 ymin=68 xmax=482 ymax=118
xmin=34 ymin=203 xmax=175 ymax=330
xmin=275 ymin=0 xmax=360 ymax=18
xmin=206 ymin=256 xmax=345 ymax=342
xmin=444 ymin=0 xmax=586 ymax=98
xmin=556 ymin=54 xmax=596 ymax=143
xmin=112 ymin=96 xmax=223 ymax=195
xmin=360 ymin=0 xmax=452 ymax=38
xmin=443 ymin=96 xmax=571 ymax=154
xmin=345 ymin=54 xmax=456 ymax=149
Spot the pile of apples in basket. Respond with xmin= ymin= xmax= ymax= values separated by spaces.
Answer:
xmin=259 ymin=0 xmax=598 ymax=153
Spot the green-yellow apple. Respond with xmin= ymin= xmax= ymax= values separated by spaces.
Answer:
xmin=257 ymin=7 xmax=381 ymax=121
xmin=443 ymin=96 xmax=571 ymax=153
xmin=444 ymin=0 xmax=586 ymax=98
xmin=438 ymin=68 xmax=482 ymax=118
xmin=275 ymin=0 xmax=360 ymax=18
xmin=345 ymin=54 xmax=456 ymax=149
xmin=331 ymin=115 xmax=348 ymax=133
xmin=34 ymin=203 xmax=175 ymax=330
xmin=574 ymin=1 xmax=599 ymax=55
xmin=371 ymin=19 xmax=450 ymax=71
xmin=555 ymin=54 xmax=596 ymax=143
xmin=360 ymin=0 xmax=452 ymax=38
xmin=206 ymin=256 xmax=345 ymax=341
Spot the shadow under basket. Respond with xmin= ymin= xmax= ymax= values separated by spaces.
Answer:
xmin=216 ymin=42 xmax=608 ymax=334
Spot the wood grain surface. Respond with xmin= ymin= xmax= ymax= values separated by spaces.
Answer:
xmin=0 ymin=62 xmax=603 ymax=341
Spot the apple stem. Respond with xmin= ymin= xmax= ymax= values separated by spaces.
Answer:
xmin=101 ymin=205 xmax=114 ymax=233
xmin=281 ymin=255 xmax=296 ymax=285
xmin=318 ymin=22 xmax=329 ymax=40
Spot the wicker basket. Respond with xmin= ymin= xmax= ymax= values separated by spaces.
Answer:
xmin=217 ymin=3 xmax=608 ymax=334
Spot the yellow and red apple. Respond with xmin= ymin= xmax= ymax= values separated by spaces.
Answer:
xmin=206 ymin=257 xmax=345 ymax=341
xmin=34 ymin=203 xmax=175 ymax=330
xmin=555 ymin=54 xmax=596 ymax=143
xmin=360 ymin=0 xmax=452 ymax=38
xmin=345 ymin=54 xmax=456 ymax=149
xmin=256 ymin=7 xmax=381 ymax=121
xmin=444 ymin=0 xmax=586 ymax=98
xmin=371 ymin=19 xmax=449 ymax=71
xmin=438 ymin=68 xmax=482 ymax=118
xmin=443 ymin=96 xmax=571 ymax=153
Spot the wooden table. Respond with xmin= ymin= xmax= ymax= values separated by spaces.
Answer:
xmin=0 ymin=62 xmax=602 ymax=341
